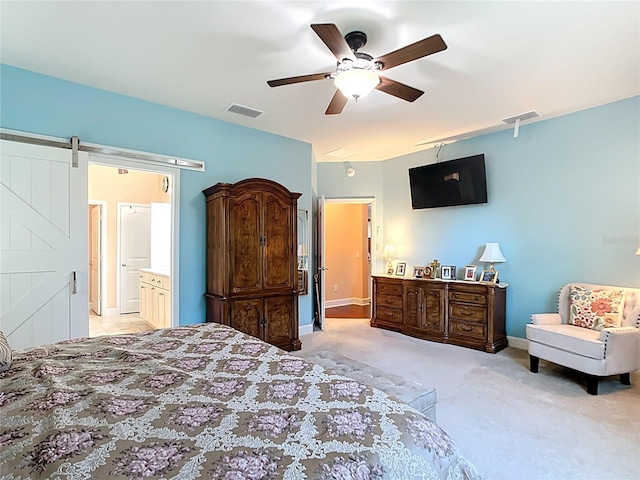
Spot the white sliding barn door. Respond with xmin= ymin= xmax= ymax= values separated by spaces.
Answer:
xmin=0 ymin=140 xmax=88 ymax=349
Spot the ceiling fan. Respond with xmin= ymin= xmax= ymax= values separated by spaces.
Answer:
xmin=267 ymin=23 xmax=447 ymax=115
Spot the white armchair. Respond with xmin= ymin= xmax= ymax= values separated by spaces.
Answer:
xmin=526 ymin=283 xmax=640 ymax=395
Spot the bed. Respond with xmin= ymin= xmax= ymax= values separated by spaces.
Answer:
xmin=0 ymin=323 xmax=480 ymax=479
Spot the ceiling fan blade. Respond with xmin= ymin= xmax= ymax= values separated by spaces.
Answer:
xmin=376 ymin=75 xmax=424 ymax=102
xmin=325 ymin=90 xmax=348 ymax=115
xmin=267 ymin=72 xmax=332 ymax=87
xmin=375 ymin=34 xmax=447 ymax=71
xmin=311 ymin=23 xmax=355 ymax=62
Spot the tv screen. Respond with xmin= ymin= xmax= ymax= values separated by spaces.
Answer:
xmin=409 ymin=154 xmax=487 ymax=209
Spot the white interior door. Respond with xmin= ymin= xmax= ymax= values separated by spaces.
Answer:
xmin=89 ymin=204 xmax=101 ymax=315
xmin=119 ymin=204 xmax=150 ymax=314
xmin=0 ymin=140 xmax=88 ymax=349
xmin=317 ymin=195 xmax=326 ymax=330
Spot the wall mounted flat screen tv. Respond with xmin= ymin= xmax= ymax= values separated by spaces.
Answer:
xmin=409 ymin=154 xmax=487 ymax=209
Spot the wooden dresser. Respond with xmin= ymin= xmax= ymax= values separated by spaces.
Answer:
xmin=203 ymin=178 xmax=302 ymax=351
xmin=372 ymin=275 xmax=507 ymax=353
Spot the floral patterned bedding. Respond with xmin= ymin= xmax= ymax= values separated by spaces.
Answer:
xmin=0 ymin=323 xmax=480 ymax=479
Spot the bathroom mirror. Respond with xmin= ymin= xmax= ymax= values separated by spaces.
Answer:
xmin=297 ymin=209 xmax=309 ymax=295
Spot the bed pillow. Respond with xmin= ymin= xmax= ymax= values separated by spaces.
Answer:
xmin=569 ymin=285 xmax=625 ymax=331
xmin=0 ymin=330 xmax=11 ymax=372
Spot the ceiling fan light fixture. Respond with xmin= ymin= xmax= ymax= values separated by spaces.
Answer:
xmin=334 ymin=68 xmax=380 ymax=100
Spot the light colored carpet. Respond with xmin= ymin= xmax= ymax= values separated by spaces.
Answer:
xmin=296 ymin=318 xmax=640 ymax=480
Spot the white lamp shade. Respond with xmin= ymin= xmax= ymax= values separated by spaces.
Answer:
xmin=382 ymin=244 xmax=397 ymax=260
xmin=479 ymin=243 xmax=506 ymax=263
xmin=334 ymin=69 xmax=380 ymax=99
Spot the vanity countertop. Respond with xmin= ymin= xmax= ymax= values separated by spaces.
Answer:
xmin=139 ymin=267 xmax=170 ymax=277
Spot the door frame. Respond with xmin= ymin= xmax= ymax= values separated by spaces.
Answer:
xmin=317 ymin=196 xmax=377 ymax=328
xmin=89 ymin=154 xmax=180 ymax=326
xmin=88 ymin=200 xmax=107 ymax=316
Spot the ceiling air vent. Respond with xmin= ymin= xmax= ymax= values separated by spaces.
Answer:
xmin=325 ymin=148 xmax=358 ymax=159
xmin=501 ymin=110 xmax=540 ymax=124
xmin=502 ymin=110 xmax=540 ymax=138
xmin=225 ymin=103 xmax=264 ymax=118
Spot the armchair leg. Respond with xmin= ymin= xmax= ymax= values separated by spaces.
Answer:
xmin=586 ymin=376 xmax=599 ymax=395
xmin=529 ymin=355 xmax=539 ymax=373
xmin=620 ymin=373 xmax=631 ymax=385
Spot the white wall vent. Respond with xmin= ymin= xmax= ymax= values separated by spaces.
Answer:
xmin=225 ymin=103 xmax=264 ymax=118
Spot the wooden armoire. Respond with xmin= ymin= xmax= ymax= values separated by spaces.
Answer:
xmin=203 ymin=178 xmax=302 ymax=351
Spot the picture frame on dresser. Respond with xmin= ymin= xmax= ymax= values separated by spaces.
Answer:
xmin=464 ymin=265 xmax=478 ymax=281
xmin=395 ymin=262 xmax=407 ymax=276
xmin=441 ymin=265 xmax=453 ymax=280
xmin=480 ymin=269 xmax=498 ymax=284
xmin=413 ymin=266 xmax=425 ymax=278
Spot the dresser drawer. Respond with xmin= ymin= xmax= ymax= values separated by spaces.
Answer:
xmin=377 ymin=294 xmax=402 ymax=309
xmin=449 ymin=319 xmax=486 ymax=339
xmin=377 ymin=282 xmax=403 ymax=296
xmin=449 ymin=304 xmax=486 ymax=323
xmin=449 ymin=291 xmax=486 ymax=305
xmin=376 ymin=306 xmax=403 ymax=323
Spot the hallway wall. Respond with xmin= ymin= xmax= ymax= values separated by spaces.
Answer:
xmin=324 ymin=203 xmax=369 ymax=305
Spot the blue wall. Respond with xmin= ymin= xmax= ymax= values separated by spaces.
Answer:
xmin=0 ymin=64 xmax=314 ymax=327
xmin=319 ymin=97 xmax=640 ymax=338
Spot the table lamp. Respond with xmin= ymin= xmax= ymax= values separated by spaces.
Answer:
xmin=479 ymin=242 xmax=506 ymax=271
xmin=382 ymin=244 xmax=397 ymax=272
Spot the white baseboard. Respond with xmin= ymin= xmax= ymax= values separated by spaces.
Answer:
xmin=104 ymin=308 xmax=119 ymax=317
xmin=299 ymin=323 xmax=314 ymax=336
xmin=508 ymin=336 xmax=528 ymax=350
xmin=325 ymin=297 xmax=371 ymax=308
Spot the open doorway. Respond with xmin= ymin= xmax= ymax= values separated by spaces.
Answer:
xmin=323 ymin=199 xmax=374 ymax=320
xmin=88 ymin=162 xmax=175 ymax=337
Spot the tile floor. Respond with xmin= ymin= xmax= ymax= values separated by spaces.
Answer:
xmin=89 ymin=313 xmax=155 ymax=337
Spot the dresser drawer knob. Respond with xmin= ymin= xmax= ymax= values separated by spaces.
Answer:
xmin=461 ymin=309 xmax=473 ymax=316
xmin=461 ymin=323 xmax=474 ymax=331
xmin=386 ymin=312 xmax=393 ymax=317
xmin=474 ymin=296 xmax=481 ymax=301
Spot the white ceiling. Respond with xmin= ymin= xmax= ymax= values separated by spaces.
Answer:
xmin=1 ymin=1 xmax=638 ymax=162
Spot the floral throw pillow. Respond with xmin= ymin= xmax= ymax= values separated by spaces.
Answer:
xmin=569 ymin=285 xmax=625 ymax=331
xmin=0 ymin=330 xmax=11 ymax=372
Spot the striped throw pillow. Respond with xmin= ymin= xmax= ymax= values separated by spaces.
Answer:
xmin=0 ymin=330 xmax=11 ymax=372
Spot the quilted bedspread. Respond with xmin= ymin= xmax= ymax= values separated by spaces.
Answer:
xmin=0 ymin=323 xmax=480 ymax=479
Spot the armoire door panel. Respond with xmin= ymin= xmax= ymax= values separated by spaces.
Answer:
xmin=264 ymin=296 xmax=293 ymax=345
xmin=230 ymin=299 xmax=263 ymax=339
xmin=229 ymin=193 xmax=262 ymax=293
xmin=263 ymin=192 xmax=292 ymax=290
